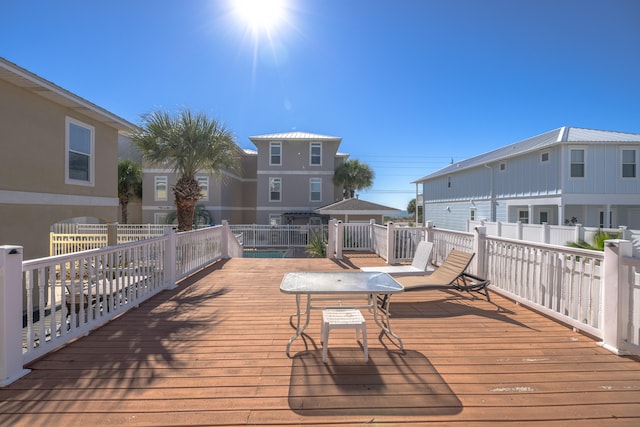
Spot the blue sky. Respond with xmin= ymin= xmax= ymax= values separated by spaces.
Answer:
xmin=2 ymin=0 xmax=639 ymax=209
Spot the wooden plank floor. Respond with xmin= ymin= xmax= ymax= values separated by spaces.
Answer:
xmin=2 ymin=254 xmax=640 ymax=425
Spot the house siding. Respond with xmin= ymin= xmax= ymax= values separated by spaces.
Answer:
xmin=416 ymin=128 xmax=640 ymax=231
xmin=0 ymin=76 xmax=126 ymax=259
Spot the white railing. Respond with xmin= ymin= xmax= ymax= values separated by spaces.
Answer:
xmin=482 ymin=236 xmax=603 ymax=337
xmin=327 ymin=221 xmax=640 ymax=357
xmin=0 ymin=221 xmax=241 ymax=386
xmin=228 ymin=224 xmax=320 ymax=248
xmin=469 ymin=220 xmax=638 ymax=254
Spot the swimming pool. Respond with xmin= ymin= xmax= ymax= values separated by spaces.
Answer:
xmin=243 ymin=249 xmax=288 ymax=258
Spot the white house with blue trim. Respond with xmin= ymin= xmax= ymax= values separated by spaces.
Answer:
xmin=414 ymin=127 xmax=640 ymax=231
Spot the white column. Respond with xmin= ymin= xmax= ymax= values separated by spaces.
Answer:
xmin=601 ymin=239 xmax=632 ymax=355
xmin=163 ymin=228 xmax=177 ymax=290
xmin=0 ymin=245 xmax=31 ymax=386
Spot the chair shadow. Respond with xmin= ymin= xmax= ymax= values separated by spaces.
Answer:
xmin=288 ymin=348 xmax=462 ymax=416
xmin=391 ymin=290 xmax=539 ymax=331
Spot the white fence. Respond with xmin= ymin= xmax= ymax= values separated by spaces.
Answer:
xmin=0 ymin=222 xmax=241 ymax=386
xmin=229 ymin=224 xmax=323 ymax=248
xmin=469 ymin=219 xmax=639 ymax=253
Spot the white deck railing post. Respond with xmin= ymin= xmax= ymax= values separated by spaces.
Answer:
xmin=221 ymin=220 xmax=230 ymax=259
xmin=335 ymin=221 xmax=343 ymax=260
xmin=0 ymin=245 xmax=30 ymax=386
xmin=326 ymin=219 xmax=336 ymax=259
xmin=425 ymin=221 xmax=434 ymax=243
xmin=163 ymin=228 xmax=177 ymax=290
xmin=601 ymin=239 xmax=632 ymax=355
xmin=386 ymin=222 xmax=396 ymax=265
xmin=473 ymin=226 xmax=487 ymax=277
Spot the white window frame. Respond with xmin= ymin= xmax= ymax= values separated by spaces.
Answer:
xmin=310 ymin=178 xmax=322 ymax=202
xmin=269 ymin=177 xmax=281 ymax=202
xmin=155 ymin=176 xmax=168 ymax=201
xmin=541 ymin=152 xmax=549 ymax=163
xmin=270 ymin=142 xmax=282 ymax=166
xmin=197 ymin=176 xmax=209 ymax=201
xmin=570 ymin=148 xmax=585 ymax=178
xmin=621 ymin=148 xmax=637 ymax=178
xmin=310 ymin=142 xmax=322 ymax=166
xmin=65 ymin=116 xmax=95 ymax=186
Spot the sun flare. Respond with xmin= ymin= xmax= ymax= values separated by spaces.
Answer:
xmin=233 ymin=0 xmax=286 ymax=33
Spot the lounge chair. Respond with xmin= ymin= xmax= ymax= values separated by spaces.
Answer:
xmin=396 ymin=249 xmax=490 ymax=301
xmin=361 ymin=241 xmax=434 ymax=276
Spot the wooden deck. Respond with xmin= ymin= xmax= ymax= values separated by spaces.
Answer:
xmin=2 ymin=254 xmax=640 ymax=425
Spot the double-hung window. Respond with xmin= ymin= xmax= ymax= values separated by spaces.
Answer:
xmin=197 ymin=176 xmax=209 ymax=200
xmin=570 ymin=149 xmax=585 ymax=178
xmin=310 ymin=142 xmax=321 ymax=166
xmin=155 ymin=176 xmax=168 ymax=201
xmin=622 ymin=149 xmax=637 ymax=178
xmin=270 ymin=142 xmax=281 ymax=166
xmin=310 ymin=178 xmax=321 ymax=202
xmin=66 ymin=117 xmax=94 ymax=185
xmin=269 ymin=177 xmax=281 ymax=201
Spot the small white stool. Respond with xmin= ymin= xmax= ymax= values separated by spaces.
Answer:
xmin=321 ymin=309 xmax=368 ymax=363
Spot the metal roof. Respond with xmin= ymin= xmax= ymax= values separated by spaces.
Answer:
xmin=413 ymin=127 xmax=640 ymax=182
xmin=0 ymin=57 xmax=136 ymax=132
xmin=317 ymin=198 xmax=401 ymax=214
xmin=249 ymin=131 xmax=342 ymax=142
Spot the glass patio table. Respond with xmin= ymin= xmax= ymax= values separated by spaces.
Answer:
xmin=280 ymin=271 xmax=404 ymax=356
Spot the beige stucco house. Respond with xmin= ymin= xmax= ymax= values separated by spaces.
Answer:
xmin=0 ymin=57 xmax=136 ymax=259
xmin=140 ymin=131 xmax=351 ymax=226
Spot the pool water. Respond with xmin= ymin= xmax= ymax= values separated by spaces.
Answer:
xmin=243 ymin=249 xmax=288 ymax=258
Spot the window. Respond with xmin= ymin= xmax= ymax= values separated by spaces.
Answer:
xmin=270 ymin=142 xmax=281 ymax=166
xmin=197 ymin=176 xmax=209 ymax=200
xmin=310 ymin=142 xmax=322 ymax=166
xmin=470 ymin=208 xmax=476 ymax=221
xmin=622 ymin=149 xmax=637 ymax=178
xmin=499 ymin=162 xmax=506 ymax=172
xmin=155 ymin=176 xmax=168 ymax=201
xmin=269 ymin=177 xmax=281 ymax=201
xmin=66 ymin=117 xmax=94 ymax=185
xmin=154 ymin=213 xmax=168 ymax=225
xmin=447 ymin=177 xmax=451 ymax=188
xmin=518 ymin=210 xmax=529 ymax=224
xmin=541 ymin=152 xmax=549 ymax=163
xmin=310 ymin=178 xmax=321 ymax=202
xmin=570 ymin=149 xmax=585 ymax=178
xmin=269 ymin=214 xmax=281 ymax=226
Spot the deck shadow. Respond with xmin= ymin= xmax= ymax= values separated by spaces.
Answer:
xmin=288 ymin=349 xmax=462 ymax=416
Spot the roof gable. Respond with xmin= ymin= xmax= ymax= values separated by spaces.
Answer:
xmin=414 ymin=127 xmax=640 ymax=182
xmin=317 ymin=198 xmax=400 ymax=214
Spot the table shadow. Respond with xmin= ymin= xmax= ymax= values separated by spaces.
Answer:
xmin=288 ymin=348 xmax=462 ymax=416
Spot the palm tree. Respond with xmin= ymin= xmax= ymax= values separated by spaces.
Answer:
xmin=131 ymin=109 xmax=239 ymax=231
xmin=333 ymin=159 xmax=375 ymax=199
xmin=117 ymin=159 xmax=142 ymax=224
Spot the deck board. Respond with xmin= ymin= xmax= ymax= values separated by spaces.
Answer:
xmin=1 ymin=255 xmax=639 ymax=425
